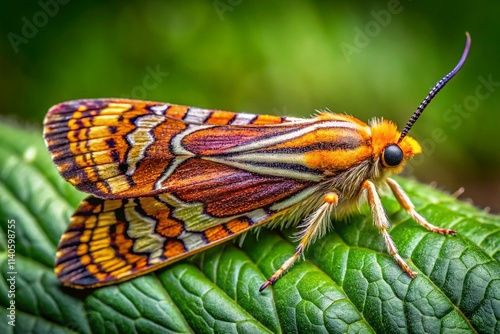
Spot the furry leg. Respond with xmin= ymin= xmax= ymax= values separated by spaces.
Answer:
xmin=386 ymin=178 xmax=456 ymax=235
xmin=259 ymin=193 xmax=338 ymax=291
xmin=362 ymin=180 xmax=417 ymax=278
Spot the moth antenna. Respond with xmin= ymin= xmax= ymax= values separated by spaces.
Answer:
xmin=398 ymin=32 xmax=471 ymax=143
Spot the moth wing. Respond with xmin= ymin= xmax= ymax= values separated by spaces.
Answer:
xmin=44 ymin=99 xmax=303 ymax=199
xmin=55 ymin=195 xmax=272 ymax=287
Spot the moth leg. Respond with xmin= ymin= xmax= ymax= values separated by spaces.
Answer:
xmin=386 ymin=178 xmax=456 ymax=235
xmin=259 ymin=193 xmax=339 ymax=291
xmin=362 ymin=180 xmax=417 ymax=278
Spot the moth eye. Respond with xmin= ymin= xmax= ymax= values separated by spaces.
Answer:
xmin=382 ymin=144 xmax=404 ymax=167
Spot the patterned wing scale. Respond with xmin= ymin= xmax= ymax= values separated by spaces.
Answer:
xmin=162 ymin=158 xmax=314 ymax=217
xmin=44 ymin=100 xmax=181 ymax=198
xmin=43 ymin=99 xmax=301 ymax=199
xmin=55 ymin=195 xmax=264 ymax=287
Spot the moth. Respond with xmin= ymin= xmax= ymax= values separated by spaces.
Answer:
xmin=44 ymin=33 xmax=470 ymax=290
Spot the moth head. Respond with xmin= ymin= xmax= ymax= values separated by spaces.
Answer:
xmin=370 ymin=120 xmax=421 ymax=174
xmin=374 ymin=32 xmax=471 ymax=174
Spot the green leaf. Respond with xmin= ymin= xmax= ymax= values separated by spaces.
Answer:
xmin=0 ymin=120 xmax=499 ymax=334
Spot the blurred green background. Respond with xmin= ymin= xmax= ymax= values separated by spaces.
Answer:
xmin=1 ymin=1 xmax=499 ymax=211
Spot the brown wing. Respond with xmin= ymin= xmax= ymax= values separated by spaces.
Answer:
xmin=43 ymin=99 xmax=304 ymax=199
xmin=55 ymin=194 xmax=271 ymax=288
